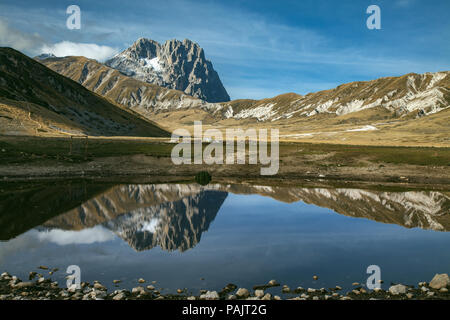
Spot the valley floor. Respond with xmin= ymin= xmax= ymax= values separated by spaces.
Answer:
xmin=0 ymin=135 xmax=449 ymax=189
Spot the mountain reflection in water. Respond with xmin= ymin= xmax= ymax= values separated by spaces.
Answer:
xmin=1 ymin=183 xmax=444 ymax=252
xmin=1 ymin=182 xmax=449 ymax=292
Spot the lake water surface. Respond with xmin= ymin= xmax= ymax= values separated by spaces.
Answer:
xmin=0 ymin=181 xmax=449 ymax=294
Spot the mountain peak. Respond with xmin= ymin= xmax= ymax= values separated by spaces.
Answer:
xmin=35 ymin=53 xmax=57 ymax=60
xmin=106 ymin=37 xmax=230 ymax=102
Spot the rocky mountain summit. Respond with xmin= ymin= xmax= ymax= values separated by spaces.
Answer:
xmin=105 ymin=38 xmax=230 ymax=103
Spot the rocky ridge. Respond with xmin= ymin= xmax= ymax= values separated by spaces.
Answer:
xmin=105 ymin=38 xmax=230 ymax=103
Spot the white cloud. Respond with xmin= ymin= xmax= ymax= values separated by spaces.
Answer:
xmin=0 ymin=226 xmax=116 ymax=262
xmin=40 ymin=41 xmax=118 ymax=61
xmin=35 ymin=226 xmax=115 ymax=245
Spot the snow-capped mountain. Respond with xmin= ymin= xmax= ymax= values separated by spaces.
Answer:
xmin=105 ymin=38 xmax=230 ymax=103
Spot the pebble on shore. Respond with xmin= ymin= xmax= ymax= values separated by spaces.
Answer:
xmin=0 ymin=271 xmax=448 ymax=301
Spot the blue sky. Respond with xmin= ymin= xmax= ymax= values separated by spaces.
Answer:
xmin=0 ymin=0 xmax=449 ymax=99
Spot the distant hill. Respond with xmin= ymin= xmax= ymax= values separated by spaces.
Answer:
xmin=0 ymin=47 xmax=169 ymax=137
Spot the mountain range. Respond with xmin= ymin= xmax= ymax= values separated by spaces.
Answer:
xmin=0 ymin=38 xmax=449 ymax=145
xmin=33 ymin=38 xmax=450 ymax=146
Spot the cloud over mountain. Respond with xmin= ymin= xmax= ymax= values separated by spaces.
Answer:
xmin=40 ymin=41 xmax=118 ymax=62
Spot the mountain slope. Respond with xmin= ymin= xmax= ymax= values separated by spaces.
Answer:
xmin=105 ymin=38 xmax=230 ymax=103
xmin=41 ymin=55 xmax=449 ymax=122
xmin=0 ymin=47 xmax=169 ymax=137
xmin=216 ymin=71 xmax=450 ymax=121
xmin=40 ymin=55 xmax=217 ymax=121
xmin=39 ymin=53 xmax=450 ymax=145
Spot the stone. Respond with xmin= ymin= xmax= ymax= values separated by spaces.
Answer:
xmin=429 ymin=273 xmax=450 ymax=290
xmin=281 ymin=286 xmax=290 ymax=293
xmin=352 ymin=282 xmax=360 ymax=286
xmin=177 ymin=289 xmax=183 ymax=294
xmin=421 ymin=286 xmax=429 ymax=292
xmin=227 ymin=294 xmax=237 ymax=300
xmin=113 ymin=280 xmax=121 ymax=284
xmin=38 ymin=266 xmax=48 ymax=270
xmin=200 ymin=291 xmax=219 ymax=300
xmin=254 ymin=289 xmax=264 ymax=298
xmin=187 ymin=296 xmax=196 ymax=300
xmin=37 ymin=277 xmax=45 ymax=284
xmin=147 ymin=285 xmax=155 ymax=290
xmin=67 ymin=284 xmax=79 ymax=292
xmin=268 ymin=280 xmax=277 ymax=286
xmin=406 ymin=293 xmax=414 ymax=299
xmin=273 ymin=295 xmax=281 ymax=300
xmin=15 ymin=282 xmax=34 ymax=288
xmin=236 ymin=288 xmax=250 ymax=298
xmin=439 ymin=287 xmax=448 ymax=293
xmin=261 ymin=293 xmax=271 ymax=300
xmin=427 ymin=291 xmax=435 ymax=297
xmin=132 ymin=286 xmax=145 ymax=294
xmin=312 ymin=296 xmax=319 ymax=300
xmin=389 ymin=284 xmax=407 ymax=295
xmin=113 ymin=292 xmax=126 ymax=300
xmin=313 ymin=275 xmax=318 ymax=280
xmin=138 ymin=278 xmax=146 ymax=283
xmin=307 ymin=288 xmax=316 ymax=293
xmin=335 ymin=286 xmax=342 ymax=290
xmin=93 ymin=283 xmax=106 ymax=290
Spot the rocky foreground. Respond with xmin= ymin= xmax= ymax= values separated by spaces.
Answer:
xmin=0 ymin=271 xmax=448 ymax=301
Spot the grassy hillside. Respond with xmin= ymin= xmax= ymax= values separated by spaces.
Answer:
xmin=0 ymin=47 xmax=169 ymax=137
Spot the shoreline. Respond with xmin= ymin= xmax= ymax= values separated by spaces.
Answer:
xmin=1 ymin=271 xmax=448 ymax=301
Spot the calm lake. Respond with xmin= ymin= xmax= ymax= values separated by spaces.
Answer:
xmin=0 ymin=181 xmax=449 ymax=294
